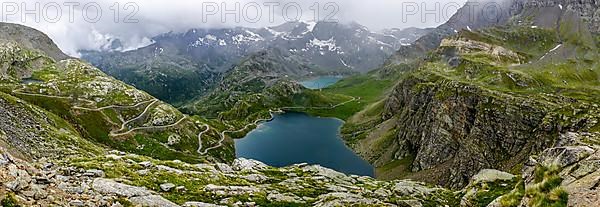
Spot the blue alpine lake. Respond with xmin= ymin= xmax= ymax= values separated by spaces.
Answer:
xmin=235 ymin=112 xmax=374 ymax=177
xmin=299 ymin=76 xmax=342 ymax=89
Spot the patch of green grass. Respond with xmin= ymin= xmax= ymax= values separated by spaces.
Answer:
xmin=472 ymin=178 xmax=521 ymax=207
xmin=499 ymin=179 xmax=526 ymax=207
xmin=525 ymin=165 xmax=568 ymax=207
xmin=114 ymin=134 xmax=204 ymax=163
xmin=1 ymin=192 xmax=20 ymax=207
xmin=301 ymin=74 xmax=395 ymax=120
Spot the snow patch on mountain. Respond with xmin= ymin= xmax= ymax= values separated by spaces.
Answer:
xmin=308 ymin=38 xmax=342 ymax=53
xmin=305 ymin=21 xmax=317 ymax=32
xmin=232 ymin=31 xmax=264 ymax=44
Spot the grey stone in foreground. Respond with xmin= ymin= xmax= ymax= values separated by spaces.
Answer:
xmin=182 ymin=201 xmax=226 ymax=207
xmin=129 ymin=195 xmax=180 ymax=207
xmin=92 ymin=178 xmax=151 ymax=197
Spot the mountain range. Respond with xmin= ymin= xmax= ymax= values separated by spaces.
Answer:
xmin=81 ymin=21 xmax=431 ymax=104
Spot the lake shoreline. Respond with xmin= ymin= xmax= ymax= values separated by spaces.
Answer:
xmin=235 ymin=112 xmax=375 ymax=177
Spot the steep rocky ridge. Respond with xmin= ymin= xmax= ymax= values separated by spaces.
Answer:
xmin=387 ymin=0 xmax=600 ymax=66
xmin=0 ymin=23 xmax=68 ymax=61
xmin=346 ymin=1 xmax=600 ymax=189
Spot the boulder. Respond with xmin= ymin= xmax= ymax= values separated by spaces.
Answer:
xmin=139 ymin=161 xmax=153 ymax=168
xmin=83 ymin=169 xmax=105 ymax=177
xmin=204 ymin=184 xmax=260 ymax=196
xmin=215 ymin=163 xmax=233 ymax=173
xmin=313 ymin=192 xmax=381 ymax=207
xmin=92 ymin=178 xmax=151 ymax=197
xmin=129 ymin=195 xmax=180 ymax=207
xmin=232 ymin=158 xmax=267 ymax=171
xmin=302 ymin=165 xmax=354 ymax=185
xmin=393 ymin=181 xmax=439 ymax=196
xmin=156 ymin=165 xmax=183 ymax=174
xmin=241 ymin=174 xmax=268 ymax=183
xmin=267 ymin=193 xmax=304 ymax=203
xmin=470 ymin=169 xmax=515 ymax=183
xmin=160 ymin=183 xmax=176 ymax=192
xmin=538 ymin=146 xmax=594 ymax=168
xmin=182 ymin=202 xmax=225 ymax=207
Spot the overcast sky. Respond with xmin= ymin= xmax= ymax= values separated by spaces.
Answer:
xmin=2 ymin=0 xmax=467 ymax=55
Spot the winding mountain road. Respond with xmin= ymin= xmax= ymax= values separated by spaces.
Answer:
xmin=13 ymin=83 xmax=359 ymax=156
xmin=11 ymin=86 xmax=183 ymax=137
xmin=72 ymin=99 xmax=156 ymax=111
xmin=110 ymin=115 xmax=188 ymax=137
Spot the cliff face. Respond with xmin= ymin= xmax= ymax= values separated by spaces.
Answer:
xmin=356 ymin=0 xmax=600 ymax=189
xmin=382 ymin=74 xmax=560 ymax=188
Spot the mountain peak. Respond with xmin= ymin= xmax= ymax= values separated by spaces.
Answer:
xmin=0 ymin=22 xmax=69 ymax=61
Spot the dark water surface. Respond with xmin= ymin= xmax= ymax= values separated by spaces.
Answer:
xmin=299 ymin=76 xmax=342 ymax=89
xmin=235 ymin=112 xmax=374 ymax=177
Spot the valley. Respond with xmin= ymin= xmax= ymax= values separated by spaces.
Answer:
xmin=1 ymin=0 xmax=600 ymax=206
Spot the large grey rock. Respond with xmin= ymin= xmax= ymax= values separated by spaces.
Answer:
xmin=83 ymin=169 xmax=105 ymax=177
xmin=267 ymin=193 xmax=304 ymax=203
xmin=58 ymin=183 xmax=84 ymax=194
xmin=471 ymin=169 xmax=515 ymax=183
xmin=241 ymin=174 xmax=268 ymax=183
xmin=156 ymin=165 xmax=184 ymax=174
xmin=204 ymin=184 xmax=260 ymax=196
xmin=129 ymin=195 xmax=180 ymax=207
xmin=302 ymin=165 xmax=354 ymax=185
xmin=160 ymin=183 xmax=176 ymax=192
xmin=313 ymin=192 xmax=382 ymax=207
xmin=5 ymin=179 xmax=28 ymax=191
xmin=393 ymin=181 xmax=438 ymax=196
xmin=232 ymin=158 xmax=267 ymax=171
xmin=139 ymin=161 xmax=153 ymax=168
xmin=182 ymin=202 xmax=225 ymax=207
xmin=538 ymin=146 xmax=594 ymax=168
xmin=215 ymin=163 xmax=233 ymax=173
xmin=92 ymin=178 xmax=151 ymax=197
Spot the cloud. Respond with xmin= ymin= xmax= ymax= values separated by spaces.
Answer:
xmin=1 ymin=0 xmax=467 ymax=56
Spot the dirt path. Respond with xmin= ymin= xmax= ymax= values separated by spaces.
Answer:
xmin=109 ymin=116 xmax=188 ymax=137
xmin=14 ymin=84 xmax=359 ymax=156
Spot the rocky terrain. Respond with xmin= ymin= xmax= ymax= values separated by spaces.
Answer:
xmin=1 ymin=0 xmax=600 ymax=206
xmin=0 ymin=150 xmax=460 ymax=207
xmin=339 ymin=0 xmax=600 ymax=192
xmin=2 ymin=133 xmax=597 ymax=206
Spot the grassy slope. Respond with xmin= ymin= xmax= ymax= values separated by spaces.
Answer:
xmin=299 ymin=71 xmax=399 ymax=120
xmin=0 ymin=43 xmax=229 ymax=163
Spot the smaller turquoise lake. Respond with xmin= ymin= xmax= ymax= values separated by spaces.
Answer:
xmin=299 ymin=76 xmax=342 ymax=89
xmin=235 ymin=112 xmax=374 ymax=177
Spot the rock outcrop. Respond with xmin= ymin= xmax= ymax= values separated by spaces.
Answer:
xmin=0 ymin=151 xmax=461 ymax=207
xmin=379 ymin=75 xmax=559 ymax=188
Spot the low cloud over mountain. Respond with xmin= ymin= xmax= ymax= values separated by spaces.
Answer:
xmin=2 ymin=0 xmax=465 ymax=55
